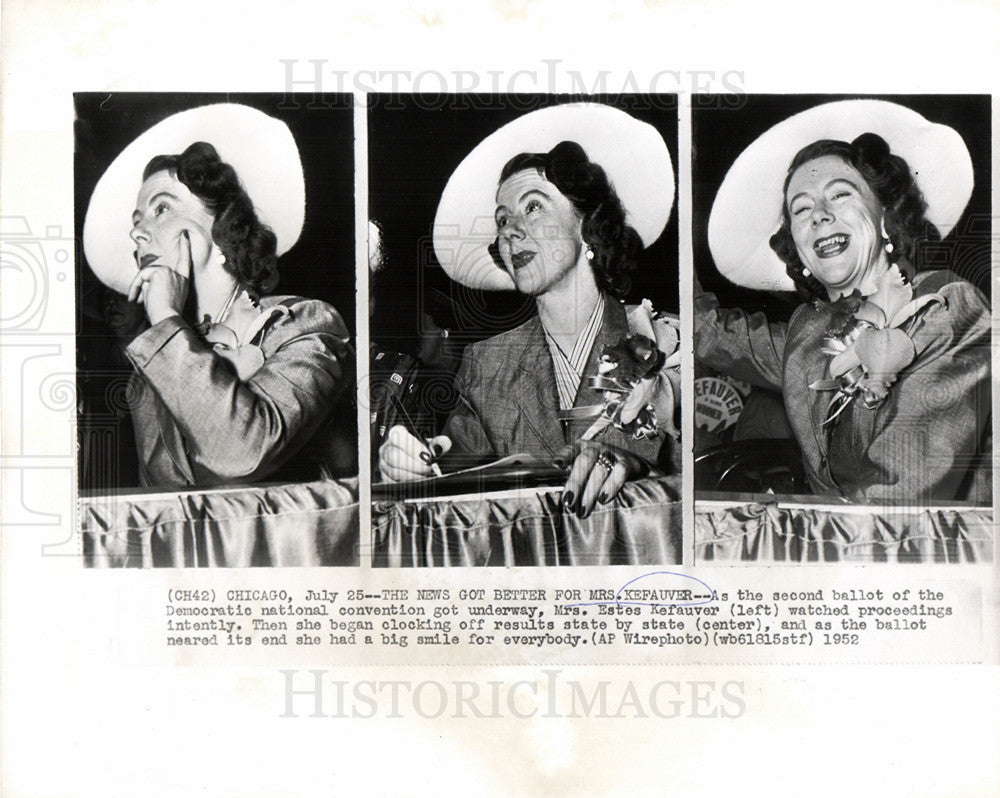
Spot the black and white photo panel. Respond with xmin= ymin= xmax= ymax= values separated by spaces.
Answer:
xmin=367 ymin=94 xmax=684 ymax=567
xmin=76 ymin=93 xmax=359 ymax=567
xmin=692 ymin=94 xmax=992 ymax=563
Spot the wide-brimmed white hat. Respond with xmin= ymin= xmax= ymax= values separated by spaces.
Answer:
xmin=83 ymin=103 xmax=304 ymax=295
xmin=433 ymin=103 xmax=675 ymax=291
xmin=708 ymin=99 xmax=974 ymax=292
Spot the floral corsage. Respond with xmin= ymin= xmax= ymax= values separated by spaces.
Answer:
xmin=572 ymin=300 xmax=681 ymax=442
xmin=809 ymin=265 xmax=946 ymax=424
xmin=198 ymin=297 xmax=289 ymax=381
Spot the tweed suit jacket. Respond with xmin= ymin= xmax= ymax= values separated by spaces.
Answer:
xmin=695 ymin=271 xmax=991 ymax=502
xmin=125 ymin=295 xmax=352 ymax=488
xmin=444 ymin=296 xmax=671 ymax=469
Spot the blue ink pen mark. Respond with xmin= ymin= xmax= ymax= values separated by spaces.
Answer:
xmin=567 ymin=571 xmax=715 ymax=608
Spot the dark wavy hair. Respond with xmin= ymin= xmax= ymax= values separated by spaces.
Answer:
xmin=143 ymin=142 xmax=279 ymax=295
xmin=488 ymin=140 xmax=642 ymax=301
xmin=768 ymin=133 xmax=936 ymax=303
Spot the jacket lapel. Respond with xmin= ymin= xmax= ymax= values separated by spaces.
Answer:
xmin=784 ymin=306 xmax=841 ymax=489
xmin=564 ymin=298 xmax=626 ymax=441
xmin=509 ymin=317 xmax=567 ymax=458
xmin=805 ymin=347 xmax=833 ymax=456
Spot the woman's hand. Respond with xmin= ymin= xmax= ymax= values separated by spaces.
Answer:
xmin=378 ymin=425 xmax=452 ymax=482
xmin=127 ymin=231 xmax=192 ymax=325
xmin=554 ymin=441 xmax=649 ymax=518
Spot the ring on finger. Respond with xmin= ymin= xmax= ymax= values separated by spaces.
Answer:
xmin=595 ymin=452 xmax=617 ymax=473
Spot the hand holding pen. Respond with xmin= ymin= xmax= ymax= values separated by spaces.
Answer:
xmin=378 ymin=398 xmax=450 ymax=482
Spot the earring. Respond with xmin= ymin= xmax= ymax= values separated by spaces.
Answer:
xmin=880 ymin=217 xmax=894 ymax=254
xmin=802 ymin=267 xmax=811 ymax=277
xmin=585 ymin=247 xmax=595 ymax=261
xmin=209 ymin=242 xmax=227 ymax=267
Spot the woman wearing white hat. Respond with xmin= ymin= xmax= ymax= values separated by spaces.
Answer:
xmin=83 ymin=104 xmax=353 ymax=488
xmin=378 ymin=104 xmax=681 ymax=518
xmin=695 ymin=100 xmax=990 ymax=503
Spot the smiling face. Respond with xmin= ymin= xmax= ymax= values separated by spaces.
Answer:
xmin=494 ymin=168 xmax=585 ymax=296
xmin=786 ymin=155 xmax=887 ymax=299
xmin=130 ymin=170 xmax=216 ymax=274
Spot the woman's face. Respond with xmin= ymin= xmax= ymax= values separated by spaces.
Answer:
xmin=495 ymin=168 xmax=584 ymax=296
xmin=130 ymin=170 xmax=216 ymax=275
xmin=786 ymin=155 xmax=886 ymax=298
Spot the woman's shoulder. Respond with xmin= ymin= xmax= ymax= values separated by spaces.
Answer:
xmin=246 ymin=296 xmax=351 ymax=356
xmin=260 ymin=295 xmax=350 ymax=337
xmin=913 ymin=270 xmax=987 ymax=301
xmin=455 ymin=317 xmax=542 ymax=392
xmin=905 ymin=271 xmax=991 ymax=355
xmin=911 ymin=270 xmax=990 ymax=323
xmin=784 ymin=297 xmax=824 ymax=334
xmin=465 ymin=316 xmax=541 ymax=358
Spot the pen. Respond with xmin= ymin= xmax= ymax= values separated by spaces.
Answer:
xmin=389 ymin=394 xmax=443 ymax=477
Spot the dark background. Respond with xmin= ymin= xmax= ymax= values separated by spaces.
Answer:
xmin=368 ymin=94 xmax=680 ymax=356
xmin=692 ymin=94 xmax=992 ymax=322
xmin=75 ymin=93 xmax=355 ymax=490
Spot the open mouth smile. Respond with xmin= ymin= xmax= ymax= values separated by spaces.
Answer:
xmin=813 ymin=234 xmax=850 ymax=258
xmin=510 ymin=250 xmax=536 ymax=270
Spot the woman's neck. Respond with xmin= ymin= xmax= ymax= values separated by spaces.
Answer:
xmin=193 ymin=266 xmax=240 ymax=324
xmin=825 ymin=251 xmax=892 ymax=302
xmin=534 ymin=257 xmax=601 ymax=352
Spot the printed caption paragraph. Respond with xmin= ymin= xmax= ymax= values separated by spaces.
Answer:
xmin=126 ymin=573 xmax=986 ymax=665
